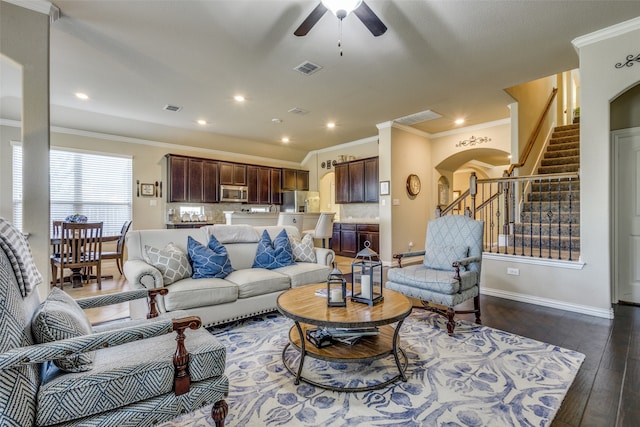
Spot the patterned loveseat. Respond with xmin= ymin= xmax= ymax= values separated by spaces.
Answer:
xmin=0 ymin=218 xmax=229 ymax=426
xmin=125 ymin=224 xmax=335 ymax=327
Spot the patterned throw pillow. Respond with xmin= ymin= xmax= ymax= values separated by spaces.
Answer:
xmin=290 ymin=233 xmax=317 ymax=263
xmin=424 ymin=245 xmax=469 ymax=271
xmin=31 ymin=287 xmax=95 ymax=372
xmin=187 ymin=235 xmax=234 ymax=279
xmin=145 ymin=242 xmax=192 ymax=285
xmin=252 ymin=229 xmax=295 ymax=269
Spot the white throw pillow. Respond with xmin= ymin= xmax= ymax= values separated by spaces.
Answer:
xmin=145 ymin=242 xmax=192 ymax=285
xmin=290 ymin=234 xmax=317 ymax=263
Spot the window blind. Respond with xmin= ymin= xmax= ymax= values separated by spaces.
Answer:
xmin=12 ymin=145 xmax=132 ymax=236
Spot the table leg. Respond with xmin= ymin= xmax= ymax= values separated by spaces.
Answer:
xmin=392 ymin=319 xmax=408 ymax=382
xmin=292 ymin=321 xmax=306 ymax=385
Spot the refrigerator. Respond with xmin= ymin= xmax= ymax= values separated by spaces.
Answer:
xmin=282 ymin=191 xmax=320 ymax=213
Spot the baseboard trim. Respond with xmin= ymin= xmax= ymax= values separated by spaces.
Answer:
xmin=481 ymin=287 xmax=614 ymax=319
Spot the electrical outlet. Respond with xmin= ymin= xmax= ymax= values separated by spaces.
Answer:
xmin=507 ymin=267 xmax=520 ymax=276
xmin=408 ymin=241 xmax=414 ymax=251
xmin=392 ymin=199 xmax=400 ymax=206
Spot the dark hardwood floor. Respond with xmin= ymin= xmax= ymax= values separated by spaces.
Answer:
xmin=453 ymin=295 xmax=639 ymax=427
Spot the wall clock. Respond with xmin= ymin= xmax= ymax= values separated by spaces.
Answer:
xmin=406 ymin=174 xmax=421 ymax=196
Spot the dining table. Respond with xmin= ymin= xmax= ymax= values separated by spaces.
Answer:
xmin=50 ymin=234 xmax=120 ymax=288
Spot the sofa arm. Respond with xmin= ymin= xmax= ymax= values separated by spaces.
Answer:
xmin=123 ymin=259 xmax=163 ymax=290
xmin=314 ymin=248 xmax=335 ymax=266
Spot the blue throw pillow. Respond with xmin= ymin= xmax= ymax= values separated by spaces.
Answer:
xmin=187 ymin=235 xmax=234 ymax=279
xmin=252 ymin=229 xmax=295 ymax=269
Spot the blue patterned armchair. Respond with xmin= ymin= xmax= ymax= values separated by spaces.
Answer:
xmin=0 ymin=219 xmax=228 ymax=426
xmin=386 ymin=215 xmax=484 ymax=335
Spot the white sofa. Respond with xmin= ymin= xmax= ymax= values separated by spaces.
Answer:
xmin=124 ymin=225 xmax=335 ymax=326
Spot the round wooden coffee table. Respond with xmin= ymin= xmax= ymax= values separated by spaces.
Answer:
xmin=277 ymin=283 xmax=413 ymax=392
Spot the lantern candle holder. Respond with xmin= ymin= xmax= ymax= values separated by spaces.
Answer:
xmin=351 ymin=241 xmax=383 ymax=306
xmin=326 ymin=264 xmax=347 ymax=307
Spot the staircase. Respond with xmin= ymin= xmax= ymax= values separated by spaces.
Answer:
xmin=514 ymin=123 xmax=581 ymax=259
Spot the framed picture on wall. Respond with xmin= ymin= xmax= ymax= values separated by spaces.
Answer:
xmin=380 ymin=181 xmax=390 ymax=196
xmin=141 ymin=183 xmax=155 ymax=197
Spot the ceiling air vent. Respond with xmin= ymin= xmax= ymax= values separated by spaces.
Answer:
xmin=395 ymin=109 xmax=442 ymax=125
xmin=294 ymin=61 xmax=322 ymax=76
xmin=288 ymin=107 xmax=310 ymax=115
xmin=163 ymin=104 xmax=183 ymax=112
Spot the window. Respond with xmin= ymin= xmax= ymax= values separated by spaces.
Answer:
xmin=12 ymin=145 xmax=132 ymax=236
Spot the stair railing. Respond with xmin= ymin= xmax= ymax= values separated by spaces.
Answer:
xmin=438 ymin=170 xmax=579 ymax=261
xmin=506 ymin=87 xmax=558 ymax=177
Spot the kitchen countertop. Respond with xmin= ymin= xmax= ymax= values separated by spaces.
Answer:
xmin=337 ymin=218 xmax=380 ymax=224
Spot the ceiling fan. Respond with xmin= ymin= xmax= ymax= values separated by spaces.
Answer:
xmin=294 ymin=0 xmax=387 ymax=37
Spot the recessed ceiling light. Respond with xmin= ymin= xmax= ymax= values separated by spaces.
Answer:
xmin=75 ymin=92 xmax=89 ymax=100
xmin=454 ymin=118 xmax=465 ymax=125
xmin=234 ymin=95 xmax=245 ymax=102
xmin=281 ymin=137 xmax=290 ymax=143
xmin=196 ymin=119 xmax=207 ymax=125
xmin=326 ymin=122 xmax=336 ymax=129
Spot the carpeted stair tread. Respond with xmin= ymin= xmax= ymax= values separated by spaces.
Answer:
xmin=538 ymin=164 xmax=579 ymax=174
xmin=527 ymin=190 xmax=580 ymax=202
xmin=552 ymin=129 xmax=580 ymax=139
xmin=547 ymin=141 xmax=580 ymax=152
xmin=522 ymin=200 xmax=580 ymax=213
xmin=521 ymin=212 xmax=580 ymax=224
xmin=513 ymin=234 xmax=580 ymax=251
xmin=531 ymin=180 xmax=580 ymax=192
xmin=514 ymin=223 xmax=580 ymax=237
xmin=554 ymin=123 xmax=580 ymax=132
xmin=541 ymin=156 xmax=580 ymax=167
xmin=549 ymin=135 xmax=579 ymax=144
xmin=544 ymin=148 xmax=580 ymax=159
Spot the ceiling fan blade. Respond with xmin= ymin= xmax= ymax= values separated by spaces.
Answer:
xmin=353 ymin=1 xmax=387 ymax=37
xmin=294 ymin=2 xmax=328 ymax=36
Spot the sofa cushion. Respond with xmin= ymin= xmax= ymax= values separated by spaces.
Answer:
xmin=275 ymin=262 xmax=331 ymax=288
xmin=163 ymin=277 xmax=238 ymax=311
xmin=424 ymin=245 xmax=469 ymax=271
xmin=187 ymin=235 xmax=234 ymax=279
xmin=31 ymin=288 xmax=95 ymax=372
xmin=37 ymin=328 xmax=226 ymax=425
xmin=225 ymin=268 xmax=290 ymax=298
xmin=290 ymin=233 xmax=317 ymax=263
xmin=145 ymin=242 xmax=193 ymax=285
xmin=252 ymin=229 xmax=295 ymax=269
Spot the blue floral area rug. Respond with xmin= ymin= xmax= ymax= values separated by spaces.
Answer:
xmin=161 ymin=311 xmax=584 ymax=427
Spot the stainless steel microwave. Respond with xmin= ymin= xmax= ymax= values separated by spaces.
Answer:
xmin=220 ymin=185 xmax=248 ymax=202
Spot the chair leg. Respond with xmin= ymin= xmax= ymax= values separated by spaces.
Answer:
xmin=212 ymin=399 xmax=228 ymax=427
xmin=446 ymin=307 xmax=456 ymax=335
xmin=51 ymin=262 xmax=58 ymax=288
xmin=474 ymin=294 xmax=481 ymax=325
xmin=321 ymin=239 xmax=326 ymax=248
xmin=96 ymin=262 xmax=102 ymax=290
xmin=116 ymin=256 xmax=124 ymax=275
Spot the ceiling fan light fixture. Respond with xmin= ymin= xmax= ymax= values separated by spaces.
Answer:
xmin=321 ymin=0 xmax=362 ymax=19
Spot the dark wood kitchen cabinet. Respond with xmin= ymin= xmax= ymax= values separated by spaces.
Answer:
xmin=334 ymin=156 xmax=378 ymax=204
xmin=202 ymin=160 xmax=219 ymax=203
xmin=270 ymin=168 xmax=282 ymax=205
xmin=167 ymin=155 xmax=219 ymax=203
xmin=248 ymin=166 xmax=282 ymax=205
xmin=282 ymin=169 xmax=309 ymax=191
xmin=219 ymin=162 xmax=247 ymax=186
xmin=332 ymin=222 xmax=379 ymax=257
xmin=335 ymin=163 xmax=349 ymax=204
xmin=364 ymin=157 xmax=379 ymax=203
xmin=167 ymin=155 xmax=189 ymax=202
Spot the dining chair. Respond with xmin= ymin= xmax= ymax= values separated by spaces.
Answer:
xmin=51 ymin=222 xmax=104 ymax=289
xmin=100 ymin=220 xmax=132 ymax=275
xmin=302 ymin=212 xmax=336 ymax=248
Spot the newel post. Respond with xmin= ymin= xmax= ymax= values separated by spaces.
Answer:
xmin=469 ymin=172 xmax=477 ymax=219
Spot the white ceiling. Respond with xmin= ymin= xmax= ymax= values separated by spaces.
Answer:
xmin=2 ymin=0 xmax=640 ymax=162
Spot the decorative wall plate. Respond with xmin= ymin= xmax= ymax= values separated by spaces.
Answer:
xmin=406 ymin=174 xmax=421 ymax=196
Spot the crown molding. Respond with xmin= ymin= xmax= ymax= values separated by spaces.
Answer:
xmin=572 ymin=16 xmax=640 ymax=50
xmin=431 ymin=118 xmax=511 ymax=139
xmin=301 ymin=135 xmax=378 ymax=165
xmin=0 ymin=119 xmax=302 ymax=167
xmin=3 ymin=0 xmax=59 ymax=22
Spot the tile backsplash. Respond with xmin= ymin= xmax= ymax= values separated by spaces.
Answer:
xmin=340 ymin=203 xmax=379 ymax=221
